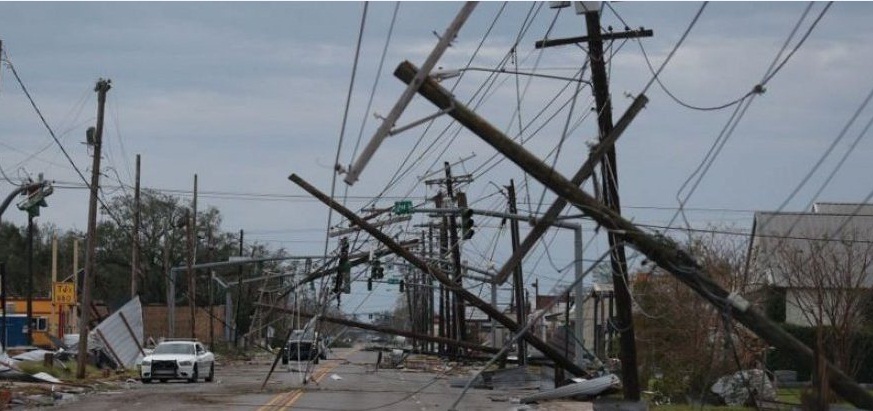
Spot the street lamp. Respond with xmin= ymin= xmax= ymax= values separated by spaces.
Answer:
xmin=431 ymin=67 xmax=592 ymax=85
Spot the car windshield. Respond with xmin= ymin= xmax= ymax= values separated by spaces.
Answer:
xmin=153 ymin=343 xmax=195 ymax=355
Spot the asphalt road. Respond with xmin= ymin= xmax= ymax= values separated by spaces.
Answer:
xmin=50 ymin=347 xmax=523 ymax=411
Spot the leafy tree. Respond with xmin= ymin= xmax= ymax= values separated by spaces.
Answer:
xmin=632 ymin=230 xmax=764 ymax=402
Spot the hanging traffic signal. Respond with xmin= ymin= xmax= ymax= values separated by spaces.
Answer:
xmin=399 ymin=280 xmax=405 ymax=293
xmin=461 ymin=208 xmax=475 ymax=239
xmin=17 ymin=176 xmax=53 ymax=218
xmin=367 ymin=278 xmax=373 ymax=291
xmin=338 ymin=237 xmax=351 ymax=294
xmin=371 ymin=259 xmax=380 ymax=279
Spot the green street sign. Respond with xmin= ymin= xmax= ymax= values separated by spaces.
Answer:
xmin=393 ymin=200 xmax=412 ymax=215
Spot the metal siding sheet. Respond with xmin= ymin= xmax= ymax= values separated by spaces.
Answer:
xmin=94 ymin=296 xmax=144 ymax=368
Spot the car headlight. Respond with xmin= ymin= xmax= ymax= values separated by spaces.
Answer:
xmin=142 ymin=360 xmax=151 ymax=366
xmin=178 ymin=361 xmax=193 ymax=366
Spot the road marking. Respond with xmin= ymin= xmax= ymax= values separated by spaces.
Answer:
xmin=259 ymin=349 xmax=360 ymax=411
xmin=280 ymin=360 xmax=341 ymax=409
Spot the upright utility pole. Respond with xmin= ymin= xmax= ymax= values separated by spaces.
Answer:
xmin=506 ymin=180 xmax=526 ymax=364
xmin=1 ymin=263 xmax=6 ymax=350
xmin=443 ymin=162 xmax=466 ymax=349
xmin=26 ymin=213 xmax=34 ymax=345
xmin=207 ymin=225 xmax=214 ymax=347
xmin=132 ymin=154 xmax=141 ymax=299
xmin=163 ymin=225 xmax=172 ymax=337
xmin=71 ymin=238 xmax=79 ymax=333
xmin=51 ymin=235 xmax=57 ymax=337
xmin=583 ymin=10 xmax=640 ymax=400
xmin=77 ymin=78 xmax=111 ymax=379
xmin=188 ymin=174 xmax=198 ymax=339
xmin=434 ymin=193 xmax=450 ymax=354
xmin=234 ymin=229 xmax=244 ymax=345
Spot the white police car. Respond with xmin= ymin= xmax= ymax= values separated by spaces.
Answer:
xmin=140 ymin=340 xmax=214 ymax=383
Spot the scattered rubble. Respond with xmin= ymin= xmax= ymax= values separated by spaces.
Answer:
xmin=710 ymin=369 xmax=777 ymax=406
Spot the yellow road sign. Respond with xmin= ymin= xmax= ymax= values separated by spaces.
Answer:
xmin=53 ymin=282 xmax=76 ymax=305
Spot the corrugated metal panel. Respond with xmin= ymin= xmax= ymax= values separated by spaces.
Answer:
xmin=93 ymin=296 xmax=144 ymax=368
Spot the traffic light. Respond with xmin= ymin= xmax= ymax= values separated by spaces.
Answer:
xmin=17 ymin=176 xmax=53 ymax=218
xmin=371 ymin=259 xmax=385 ymax=279
xmin=337 ymin=237 xmax=351 ymax=294
xmin=398 ymin=280 xmax=405 ymax=293
xmin=367 ymin=278 xmax=373 ymax=291
xmin=461 ymin=208 xmax=475 ymax=240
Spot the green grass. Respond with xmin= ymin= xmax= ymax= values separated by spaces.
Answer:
xmin=652 ymin=406 xmax=750 ymax=411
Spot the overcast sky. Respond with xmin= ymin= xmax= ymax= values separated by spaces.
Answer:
xmin=2 ymin=2 xmax=872 ymax=313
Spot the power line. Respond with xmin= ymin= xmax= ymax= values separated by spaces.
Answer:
xmin=325 ymin=2 xmax=369 ymax=258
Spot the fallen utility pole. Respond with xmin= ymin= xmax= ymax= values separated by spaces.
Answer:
xmin=289 ymin=174 xmax=590 ymax=378
xmin=257 ymin=304 xmax=499 ymax=355
xmin=393 ymin=61 xmax=873 ymax=409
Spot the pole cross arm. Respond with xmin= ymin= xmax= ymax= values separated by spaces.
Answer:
xmin=535 ymin=28 xmax=654 ymax=49
xmin=342 ymin=2 xmax=477 ymax=185
xmin=392 ymin=62 xmax=873 ymax=409
xmin=289 ymin=173 xmax=591 ymax=378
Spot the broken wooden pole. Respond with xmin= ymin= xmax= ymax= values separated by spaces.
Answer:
xmin=257 ymin=303 xmax=500 ymax=355
xmin=288 ymin=174 xmax=590 ymax=378
xmin=393 ymin=60 xmax=873 ymax=409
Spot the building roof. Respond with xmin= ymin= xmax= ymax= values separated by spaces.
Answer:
xmin=749 ymin=204 xmax=873 ymax=288
xmin=812 ymin=202 xmax=873 ymax=216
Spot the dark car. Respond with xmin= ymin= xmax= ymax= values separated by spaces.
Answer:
xmin=281 ymin=330 xmax=326 ymax=365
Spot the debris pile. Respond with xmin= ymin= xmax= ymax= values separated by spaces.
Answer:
xmin=710 ymin=369 xmax=777 ymax=406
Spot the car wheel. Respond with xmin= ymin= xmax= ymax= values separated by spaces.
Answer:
xmin=205 ymin=363 xmax=214 ymax=383
xmin=188 ymin=365 xmax=198 ymax=383
xmin=141 ymin=378 xmax=152 ymax=384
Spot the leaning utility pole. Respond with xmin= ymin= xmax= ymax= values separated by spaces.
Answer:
xmin=132 ymin=154 xmax=141 ymax=299
xmin=394 ymin=60 xmax=873 ymax=408
xmin=77 ymin=78 xmax=111 ymax=379
xmin=507 ymin=179 xmax=526 ymax=365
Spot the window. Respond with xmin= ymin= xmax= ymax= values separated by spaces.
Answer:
xmin=30 ymin=317 xmax=48 ymax=332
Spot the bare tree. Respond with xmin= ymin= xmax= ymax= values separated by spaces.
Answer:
xmin=770 ymin=227 xmax=873 ymax=377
